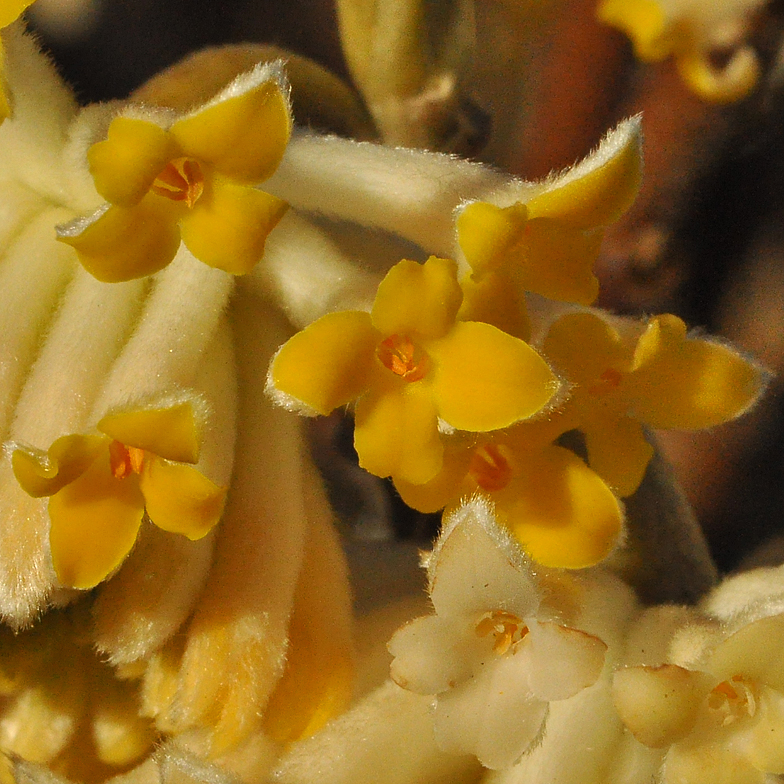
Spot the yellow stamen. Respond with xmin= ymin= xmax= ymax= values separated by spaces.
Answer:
xmin=151 ymin=157 xmax=205 ymax=208
xmin=708 ymin=675 xmax=757 ymax=725
xmin=108 ymin=441 xmax=146 ymax=479
xmin=475 ymin=610 xmax=528 ymax=655
xmin=376 ymin=334 xmax=429 ymax=382
xmin=469 ymin=443 xmax=513 ymax=492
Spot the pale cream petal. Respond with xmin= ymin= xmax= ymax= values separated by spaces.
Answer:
xmin=663 ymin=742 xmax=765 ymax=784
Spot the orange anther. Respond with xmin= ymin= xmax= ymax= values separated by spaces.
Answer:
xmin=470 ymin=443 xmax=513 ymax=492
xmin=376 ymin=334 xmax=429 ymax=382
xmin=151 ymin=157 xmax=205 ymax=208
xmin=475 ymin=610 xmax=528 ymax=655
xmin=587 ymin=367 xmax=624 ymax=396
xmin=108 ymin=441 xmax=146 ymax=480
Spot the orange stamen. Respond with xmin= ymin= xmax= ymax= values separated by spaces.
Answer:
xmin=587 ymin=367 xmax=624 ymax=396
xmin=151 ymin=157 xmax=205 ymax=208
xmin=469 ymin=443 xmax=513 ymax=492
xmin=475 ymin=610 xmax=528 ymax=655
xmin=708 ymin=675 xmax=757 ymax=725
xmin=376 ymin=334 xmax=429 ymax=382
xmin=109 ymin=441 xmax=146 ymax=480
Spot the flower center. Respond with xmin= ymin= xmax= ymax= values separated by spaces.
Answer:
xmin=469 ymin=443 xmax=513 ymax=492
xmin=707 ymin=675 xmax=757 ymax=725
xmin=376 ymin=334 xmax=429 ymax=382
xmin=151 ymin=157 xmax=205 ymax=208
xmin=587 ymin=367 xmax=623 ymax=397
xmin=475 ymin=610 xmax=528 ymax=655
xmin=109 ymin=441 xmax=146 ymax=479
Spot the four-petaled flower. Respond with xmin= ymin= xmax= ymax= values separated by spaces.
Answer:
xmin=267 ymin=255 xmax=559 ymax=485
xmin=57 ymin=61 xmax=291 ymax=282
xmin=388 ymin=500 xmax=608 ymax=769
xmin=392 ymin=421 xmax=623 ymax=569
xmin=598 ymin=0 xmax=766 ymax=103
xmin=613 ymin=613 xmax=784 ymax=784
xmin=541 ymin=310 xmax=765 ymax=496
xmin=454 ymin=117 xmax=642 ymax=339
xmin=12 ymin=401 xmax=227 ymax=589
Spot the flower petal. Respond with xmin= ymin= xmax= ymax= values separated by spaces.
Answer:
xmin=746 ymin=687 xmax=784 ymax=774
xmin=371 ymin=256 xmax=463 ymax=340
xmin=457 ymin=269 xmax=531 ymax=341
xmin=178 ymin=176 xmax=288 ymax=274
xmin=456 ymin=201 xmax=528 ymax=278
xmin=98 ymin=401 xmax=201 ymax=464
xmin=584 ymin=416 xmax=654 ymax=497
xmin=663 ymin=741 xmax=765 ymax=784
xmin=498 ymin=445 xmax=624 ymax=568
xmin=597 ymin=0 xmax=670 ymax=61
xmin=393 ymin=443 xmax=473 ymax=513
xmin=676 ymin=46 xmax=760 ymax=104
xmin=628 ymin=314 xmax=765 ymax=430
xmin=354 ymin=385 xmax=443 ymax=484
xmin=268 ymin=310 xmax=377 ymax=416
xmin=88 ymin=117 xmax=177 ymax=207
xmin=57 ymin=199 xmax=182 ymax=283
xmin=389 ymin=615 xmax=480 ymax=695
xmin=12 ymin=434 xmax=104 ymax=498
xmin=140 ymin=458 xmax=226 ymax=540
xmin=612 ymin=664 xmax=706 ymax=749
xmin=525 ymin=117 xmax=643 ymax=229
xmin=0 ymin=1 xmax=34 ymax=28
xmin=518 ymin=218 xmax=603 ymax=305
xmin=49 ymin=451 xmax=145 ymax=589
xmin=523 ymin=621 xmax=607 ymax=701
xmin=429 ymin=321 xmax=557 ymax=432
xmin=435 ymin=654 xmax=548 ymax=769
xmin=170 ymin=68 xmax=291 ymax=183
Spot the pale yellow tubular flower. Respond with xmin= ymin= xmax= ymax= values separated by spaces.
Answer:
xmin=270 ymin=681 xmax=483 ymax=784
xmin=262 ymin=460 xmax=354 ymax=745
xmin=57 ymin=62 xmax=292 ymax=282
xmin=0 ymin=271 xmax=147 ymax=625
xmin=91 ymin=319 xmax=237 ymax=666
xmin=146 ymin=293 xmax=310 ymax=756
xmin=598 ymin=0 xmax=767 ymax=103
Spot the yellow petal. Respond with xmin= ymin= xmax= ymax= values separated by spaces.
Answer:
xmin=628 ymin=314 xmax=765 ymax=430
xmin=170 ymin=74 xmax=291 ymax=183
xmin=456 ymin=201 xmax=528 ymax=278
xmin=49 ymin=451 xmax=145 ymax=589
xmin=584 ymin=415 xmax=654 ymax=497
xmin=498 ymin=445 xmax=623 ymax=568
xmin=597 ymin=0 xmax=671 ymax=61
xmin=676 ymin=45 xmax=760 ymax=104
xmin=269 ymin=310 xmax=377 ymax=415
xmin=519 ymin=218 xmax=602 ymax=304
xmin=0 ymin=0 xmax=34 ymax=28
xmin=98 ymin=401 xmax=201 ymax=464
xmin=543 ymin=311 xmax=631 ymax=384
xmin=140 ymin=458 xmax=226 ymax=540
xmin=88 ymin=117 xmax=177 ymax=207
xmin=354 ymin=385 xmax=443 ymax=484
xmin=458 ymin=270 xmax=531 ymax=341
xmin=393 ymin=443 xmax=474 ymax=513
xmin=429 ymin=321 xmax=557 ymax=432
xmin=665 ymin=741 xmax=765 ymax=784
xmin=525 ymin=117 xmax=643 ymax=229
xmin=371 ymin=256 xmax=463 ymax=340
xmin=57 ymin=198 xmax=182 ymax=283
xmin=178 ymin=175 xmax=288 ymax=274
xmin=12 ymin=434 xmax=104 ymax=498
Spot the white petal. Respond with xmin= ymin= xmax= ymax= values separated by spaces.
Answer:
xmin=427 ymin=498 xmax=539 ymax=620
xmin=524 ymin=621 xmax=607 ymax=701
xmin=435 ymin=655 xmax=548 ymax=770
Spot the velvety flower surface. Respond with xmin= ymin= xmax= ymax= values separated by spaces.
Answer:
xmin=57 ymin=61 xmax=291 ymax=282
xmin=0 ymin=2 xmax=33 ymax=122
xmin=12 ymin=401 xmax=226 ymax=589
xmin=388 ymin=500 xmax=607 ymax=769
xmin=597 ymin=0 xmax=766 ymax=102
xmin=541 ymin=310 xmax=766 ymax=496
xmin=613 ymin=613 xmax=784 ymax=784
xmin=268 ymin=255 xmax=558 ymax=485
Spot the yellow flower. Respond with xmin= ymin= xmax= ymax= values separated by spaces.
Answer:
xmin=455 ymin=117 xmax=643 ymax=339
xmin=598 ymin=0 xmax=764 ymax=103
xmin=11 ymin=401 xmax=227 ymax=590
xmin=57 ymin=62 xmax=291 ymax=282
xmin=268 ymin=256 xmax=558 ymax=485
xmin=542 ymin=310 xmax=765 ymax=496
xmin=393 ymin=421 xmax=623 ymax=568
xmin=0 ymin=0 xmax=34 ymax=123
